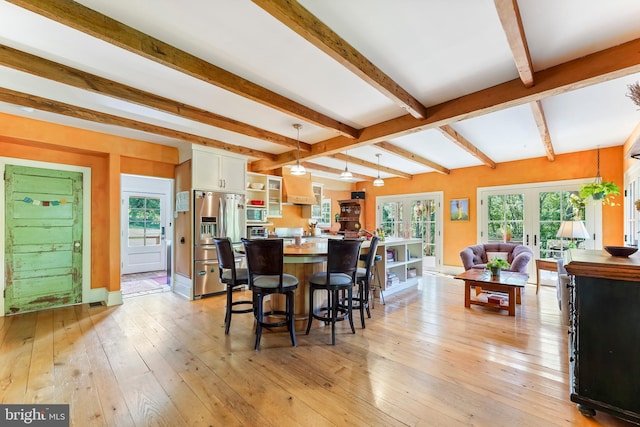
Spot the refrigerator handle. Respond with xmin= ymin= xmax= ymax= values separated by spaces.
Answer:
xmin=218 ymin=196 xmax=226 ymax=237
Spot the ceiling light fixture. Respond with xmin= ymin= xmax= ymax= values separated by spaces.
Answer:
xmin=340 ymin=151 xmax=353 ymax=180
xmin=373 ymin=153 xmax=384 ymax=187
xmin=290 ymin=123 xmax=306 ymax=176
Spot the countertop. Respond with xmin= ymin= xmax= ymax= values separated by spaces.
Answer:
xmin=564 ymin=248 xmax=640 ymax=282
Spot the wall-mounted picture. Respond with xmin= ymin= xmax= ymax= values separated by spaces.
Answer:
xmin=450 ymin=198 xmax=469 ymax=221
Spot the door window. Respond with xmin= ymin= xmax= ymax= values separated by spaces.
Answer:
xmin=128 ymin=196 xmax=161 ymax=247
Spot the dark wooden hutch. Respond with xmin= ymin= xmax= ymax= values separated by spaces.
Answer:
xmin=564 ymin=249 xmax=640 ymax=424
xmin=337 ymin=199 xmax=364 ymax=236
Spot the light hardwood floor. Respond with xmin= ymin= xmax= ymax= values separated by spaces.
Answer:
xmin=0 ymin=274 xmax=633 ymax=426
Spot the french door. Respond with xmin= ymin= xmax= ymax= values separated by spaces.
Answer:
xmin=376 ymin=192 xmax=443 ymax=269
xmin=478 ymin=180 xmax=601 ymax=269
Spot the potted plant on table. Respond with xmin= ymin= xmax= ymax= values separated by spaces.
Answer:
xmin=486 ymin=257 xmax=510 ymax=278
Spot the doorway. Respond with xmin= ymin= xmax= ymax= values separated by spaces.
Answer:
xmin=376 ymin=192 xmax=444 ymax=270
xmin=120 ymin=175 xmax=173 ymax=293
xmin=478 ymin=179 xmax=602 ymax=278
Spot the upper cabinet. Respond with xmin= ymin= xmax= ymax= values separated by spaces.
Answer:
xmin=192 ymin=148 xmax=246 ymax=193
xmin=267 ymin=176 xmax=282 ymax=218
xmin=246 ymin=173 xmax=282 ymax=218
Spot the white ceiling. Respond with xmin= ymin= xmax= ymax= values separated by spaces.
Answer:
xmin=1 ymin=0 xmax=640 ymax=181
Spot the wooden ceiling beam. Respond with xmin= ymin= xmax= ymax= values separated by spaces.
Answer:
xmin=530 ymin=100 xmax=556 ymax=161
xmin=330 ymin=153 xmax=412 ymax=179
xmin=300 ymin=161 xmax=374 ymax=182
xmin=495 ymin=1 xmax=557 ymax=160
xmin=494 ymin=0 xmax=534 ymax=87
xmin=7 ymin=0 xmax=360 ymax=139
xmin=0 ymin=45 xmax=311 ymax=152
xmin=0 ymin=88 xmax=276 ymax=160
xmin=437 ymin=125 xmax=496 ymax=168
xmin=252 ymin=36 xmax=640 ymax=171
xmin=375 ymin=141 xmax=450 ymax=175
xmin=252 ymin=0 xmax=429 ymax=119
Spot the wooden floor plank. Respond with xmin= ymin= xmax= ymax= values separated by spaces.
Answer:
xmin=0 ymin=275 xmax=634 ymax=426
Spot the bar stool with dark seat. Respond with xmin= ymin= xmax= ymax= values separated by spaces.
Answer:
xmin=305 ymin=239 xmax=363 ymax=345
xmin=213 ymin=237 xmax=253 ymax=335
xmin=353 ymin=236 xmax=380 ymax=328
xmin=242 ymin=238 xmax=298 ymax=350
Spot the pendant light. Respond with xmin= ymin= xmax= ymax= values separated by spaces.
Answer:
xmin=373 ymin=153 xmax=384 ymax=186
xmin=340 ymin=151 xmax=353 ymax=180
xmin=290 ymin=123 xmax=306 ymax=175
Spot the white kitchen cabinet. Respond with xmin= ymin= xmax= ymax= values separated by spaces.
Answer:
xmin=267 ymin=176 xmax=282 ymax=218
xmin=192 ymin=149 xmax=246 ymax=192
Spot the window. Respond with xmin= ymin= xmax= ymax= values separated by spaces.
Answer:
xmin=319 ymin=198 xmax=331 ymax=226
xmin=128 ymin=196 xmax=161 ymax=247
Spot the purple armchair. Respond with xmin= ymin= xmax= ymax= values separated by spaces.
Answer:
xmin=459 ymin=243 xmax=533 ymax=273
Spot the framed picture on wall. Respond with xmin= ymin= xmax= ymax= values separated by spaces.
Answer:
xmin=450 ymin=198 xmax=469 ymax=221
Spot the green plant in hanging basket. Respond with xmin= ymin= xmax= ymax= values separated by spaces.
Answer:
xmin=578 ymin=181 xmax=620 ymax=206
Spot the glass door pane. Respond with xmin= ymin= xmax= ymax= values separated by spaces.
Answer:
xmin=380 ymin=200 xmax=403 ymax=237
xmin=487 ymin=193 xmax=524 ymax=244
xmin=128 ymin=196 xmax=161 ymax=247
xmin=539 ymin=190 xmax=583 ymax=258
xmin=411 ymin=199 xmax=436 ymax=256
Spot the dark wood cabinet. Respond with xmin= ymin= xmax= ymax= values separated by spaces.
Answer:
xmin=565 ymin=249 xmax=640 ymax=424
xmin=338 ymin=199 xmax=363 ymax=235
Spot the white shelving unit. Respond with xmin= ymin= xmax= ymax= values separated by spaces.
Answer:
xmin=374 ymin=238 xmax=423 ymax=297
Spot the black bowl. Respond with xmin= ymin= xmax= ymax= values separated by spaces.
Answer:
xmin=604 ymin=246 xmax=638 ymax=257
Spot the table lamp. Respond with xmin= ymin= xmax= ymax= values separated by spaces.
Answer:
xmin=556 ymin=220 xmax=591 ymax=247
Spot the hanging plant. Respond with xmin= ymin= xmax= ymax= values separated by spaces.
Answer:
xmin=578 ymin=181 xmax=620 ymax=206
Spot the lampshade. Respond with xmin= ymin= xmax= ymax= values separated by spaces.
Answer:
xmin=556 ymin=220 xmax=591 ymax=240
xmin=290 ymin=123 xmax=306 ymax=175
xmin=340 ymin=152 xmax=353 ymax=180
xmin=340 ymin=168 xmax=353 ymax=180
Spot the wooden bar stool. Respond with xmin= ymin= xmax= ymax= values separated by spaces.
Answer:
xmin=305 ymin=239 xmax=363 ymax=345
xmin=242 ymin=238 xmax=298 ymax=350
xmin=213 ymin=237 xmax=253 ymax=335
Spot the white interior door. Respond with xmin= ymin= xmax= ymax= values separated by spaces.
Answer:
xmin=120 ymin=174 xmax=172 ymax=275
xmin=121 ymin=192 xmax=167 ymax=274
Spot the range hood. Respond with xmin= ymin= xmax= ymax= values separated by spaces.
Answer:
xmin=282 ymin=174 xmax=316 ymax=205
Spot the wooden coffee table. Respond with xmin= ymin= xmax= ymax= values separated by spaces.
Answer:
xmin=454 ymin=269 xmax=529 ymax=316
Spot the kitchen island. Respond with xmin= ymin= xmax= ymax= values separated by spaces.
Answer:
xmin=271 ymin=238 xmax=374 ymax=330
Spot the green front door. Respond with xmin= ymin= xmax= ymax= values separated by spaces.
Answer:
xmin=4 ymin=165 xmax=83 ymax=315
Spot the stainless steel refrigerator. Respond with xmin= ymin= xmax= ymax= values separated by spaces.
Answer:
xmin=193 ymin=190 xmax=246 ymax=297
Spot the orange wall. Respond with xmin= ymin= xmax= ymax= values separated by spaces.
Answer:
xmin=1 ymin=113 xmax=628 ymax=279
xmin=0 ymin=113 xmax=178 ymax=292
xmin=357 ymin=147 xmax=624 ymax=267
